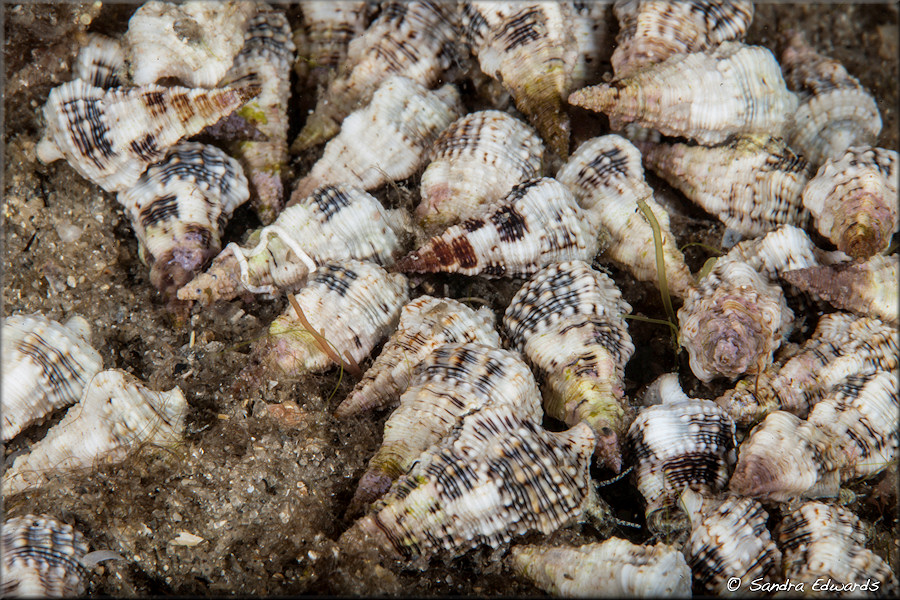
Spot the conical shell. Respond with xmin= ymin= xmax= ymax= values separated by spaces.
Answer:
xmin=2 ymin=314 xmax=103 ymax=442
xmin=398 ymin=177 xmax=601 ymax=278
xmin=509 ymin=537 xmax=692 ymax=598
xmin=116 ymin=141 xmax=250 ymax=297
xmin=723 ymin=223 xmax=849 ymax=282
xmin=293 ymin=1 xmax=369 ymax=90
xmin=503 ymin=260 xmax=635 ymax=471
xmin=335 ymin=296 xmax=502 ymax=419
xmin=416 ymin=110 xmax=545 ymax=234
xmin=802 ymin=145 xmax=898 ymax=259
xmin=289 ymin=75 xmax=463 ymax=203
xmin=556 ymin=135 xmax=694 ymax=298
xmin=73 ymin=33 xmax=125 ymax=89
xmin=2 ymin=369 xmax=187 ymax=497
xmin=568 ymin=2 xmax=614 ymax=91
xmin=35 ymin=78 xmax=260 ymax=193
xmin=177 ymin=184 xmax=405 ymax=305
xmin=569 ymin=42 xmax=798 ymax=144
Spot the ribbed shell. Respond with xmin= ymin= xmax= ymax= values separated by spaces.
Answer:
xmin=294 ymin=1 xmax=369 ymax=90
xmin=123 ymin=0 xmax=257 ymax=87
xmin=556 ymin=135 xmax=694 ymax=299
xmin=117 ymin=141 xmax=250 ymax=296
xmin=2 ymin=369 xmax=187 ymax=497
xmin=611 ymin=0 xmax=754 ymax=78
xmin=340 ymin=403 xmax=594 ymax=561
xmin=568 ymin=42 xmax=799 ymax=144
xmin=724 ymin=223 xmax=848 ymax=283
xmin=292 ymin=1 xmax=458 ymax=151
xmin=2 ymin=314 xmax=103 ymax=442
xmin=569 ymin=2 xmax=613 ymax=91
xmin=503 ymin=260 xmax=635 ymax=472
xmin=780 ymin=30 xmax=883 ymax=169
xmin=416 ymin=110 xmax=545 ymax=234
xmin=177 ymin=184 xmax=405 ymax=304
xmin=802 ymin=145 xmax=899 ymax=259
xmin=73 ymin=33 xmax=124 ymax=89
xmin=636 ymin=134 xmax=812 ymax=238
xmin=35 ymin=79 xmax=259 ymax=193
xmin=289 ymin=76 xmax=462 ymax=203
xmin=1 ymin=515 xmax=89 ymax=598
xmin=509 ymin=537 xmax=692 ymax=598
xmin=335 ymin=296 xmax=502 ymax=419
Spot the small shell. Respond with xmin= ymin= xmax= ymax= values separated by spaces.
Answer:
xmin=724 ymin=223 xmax=849 ymax=282
xmin=340 ymin=403 xmax=594 ymax=562
xmin=780 ymin=29 xmax=883 ymax=169
xmin=802 ymin=145 xmax=898 ymax=259
xmin=569 ymin=42 xmax=799 ymax=144
xmin=679 ymin=488 xmax=783 ymax=596
xmin=177 ymin=184 xmax=405 ymax=305
xmin=73 ymin=33 xmax=125 ymax=89
xmin=611 ymin=0 xmax=754 ymax=78
xmin=569 ymin=2 xmax=614 ymax=91
xmin=123 ymin=0 xmax=258 ymax=87
xmin=348 ymin=343 xmax=543 ymax=514
xmin=35 ymin=78 xmax=259 ymax=193
xmin=503 ymin=260 xmax=635 ymax=471
xmin=509 ymin=537 xmax=692 ymax=598
xmin=556 ymin=135 xmax=694 ymax=299
xmin=416 ymin=110 xmax=545 ymax=234
xmin=239 ymin=261 xmax=409 ymax=383
xmin=288 ymin=75 xmax=463 ymax=203
xmin=293 ymin=1 xmax=370 ymax=90
xmin=334 ymin=296 xmax=502 ymax=419
xmin=1 ymin=514 xmax=90 ymax=598
xmin=117 ymin=141 xmax=250 ymax=297
xmin=292 ymin=1 xmax=458 ymax=151
xmin=636 ymin=134 xmax=813 ymax=238
xmin=2 ymin=369 xmax=187 ymax=497
xmin=2 ymin=314 xmax=103 ymax=442
xmin=397 ymin=177 xmax=601 ymax=278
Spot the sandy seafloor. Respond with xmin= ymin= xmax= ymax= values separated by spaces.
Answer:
xmin=2 ymin=2 xmax=898 ymax=596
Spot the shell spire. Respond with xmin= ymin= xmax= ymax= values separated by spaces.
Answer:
xmin=73 ymin=33 xmax=125 ymax=89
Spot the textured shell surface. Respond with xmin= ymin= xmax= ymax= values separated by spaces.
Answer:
xmin=416 ymin=110 xmax=545 ymax=234
xmin=289 ymin=75 xmax=463 ymax=203
xmin=35 ymin=78 xmax=259 ymax=193
xmin=117 ymin=141 xmax=250 ymax=296
xmin=2 ymin=369 xmax=187 ymax=498
xmin=340 ymin=403 xmax=595 ymax=563
xmin=781 ymin=29 xmax=883 ymax=169
xmin=461 ymin=1 xmax=579 ymax=157
xmin=292 ymin=1 xmax=458 ymax=152
xmin=509 ymin=537 xmax=692 ymax=598
xmin=636 ymin=134 xmax=813 ymax=238
xmin=568 ymin=41 xmax=799 ymax=145
xmin=611 ymin=0 xmax=754 ymax=78
xmin=123 ymin=0 xmax=258 ymax=87
xmin=2 ymin=314 xmax=103 ymax=442
xmin=502 ymin=260 xmax=635 ymax=472
xmin=801 ymin=145 xmax=899 ymax=259
xmin=1 ymin=514 xmax=90 ymax=598
xmin=241 ymin=260 xmax=409 ymax=382
xmin=293 ymin=1 xmax=370 ymax=90
xmin=569 ymin=1 xmax=614 ymax=91
xmin=397 ymin=177 xmax=601 ymax=278
xmin=348 ymin=343 xmax=543 ymax=514
xmin=73 ymin=33 xmax=125 ymax=90
xmin=334 ymin=295 xmax=502 ymax=419
xmin=177 ymin=184 xmax=405 ymax=304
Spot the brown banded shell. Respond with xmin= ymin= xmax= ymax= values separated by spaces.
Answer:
xmin=73 ymin=33 xmax=125 ymax=89
xmin=334 ymin=296 xmax=502 ymax=420
xmin=2 ymin=314 xmax=103 ymax=442
xmin=416 ymin=110 xmax=545 ymax=234
xmin=293 ymin=1 xmax=370 ymax=90
xmin=503 ymin=260 xmax=635 ymax=472
xmin=569 ymin=42 xmax=799 ymax=144
xmin=397 ymin=177 xmax=601 ymax=278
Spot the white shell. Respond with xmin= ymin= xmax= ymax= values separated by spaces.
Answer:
xmin=569 ymin=2 xmax=614 ymax=91
xmin=293 ymin=1 xmax=370 ymax=90
xmin=73 ymin=33 xmax=125 ymax=89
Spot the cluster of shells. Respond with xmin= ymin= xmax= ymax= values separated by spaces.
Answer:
xmin=3 ymin=1 xmax=897 ymax=597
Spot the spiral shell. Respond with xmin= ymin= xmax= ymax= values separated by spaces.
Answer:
xmin=293 ymin=1 xmax=370 ymax=90
xmin=73 ymin=33 xmax=125 ymax=89
xmin=289 ymin=75 xmax=462 ymax=203
xmin=503 ymin=260 xmax=635 ymax=472
xmin=35 ymin=78 xmax=259 ymax=193
xmin=416 ymin=110 xmax=545 ymax=234
xmin=334 ymin=296 xmax=502 ymax=419
xmin=569 ymin=42 xmax=798 ymax=144
xmin=2 ymin=314 xmax=103 ymax=442
xmin=509 ymin=537 xmax=692 ymax=598
xmin=802 ymin=145 xmax=898 ymax=259
xmin=569 ymin=2 xmax=614 ymax=90
xmin=724 ymin=223 xmax=848 ymax=282
xmin=177 ymin=184 xmax=405 ymax=305
xmin=1 ymin=515 xmax=90 ymax=598
xmin=2 ymin=369 xmax=187 ymax=498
